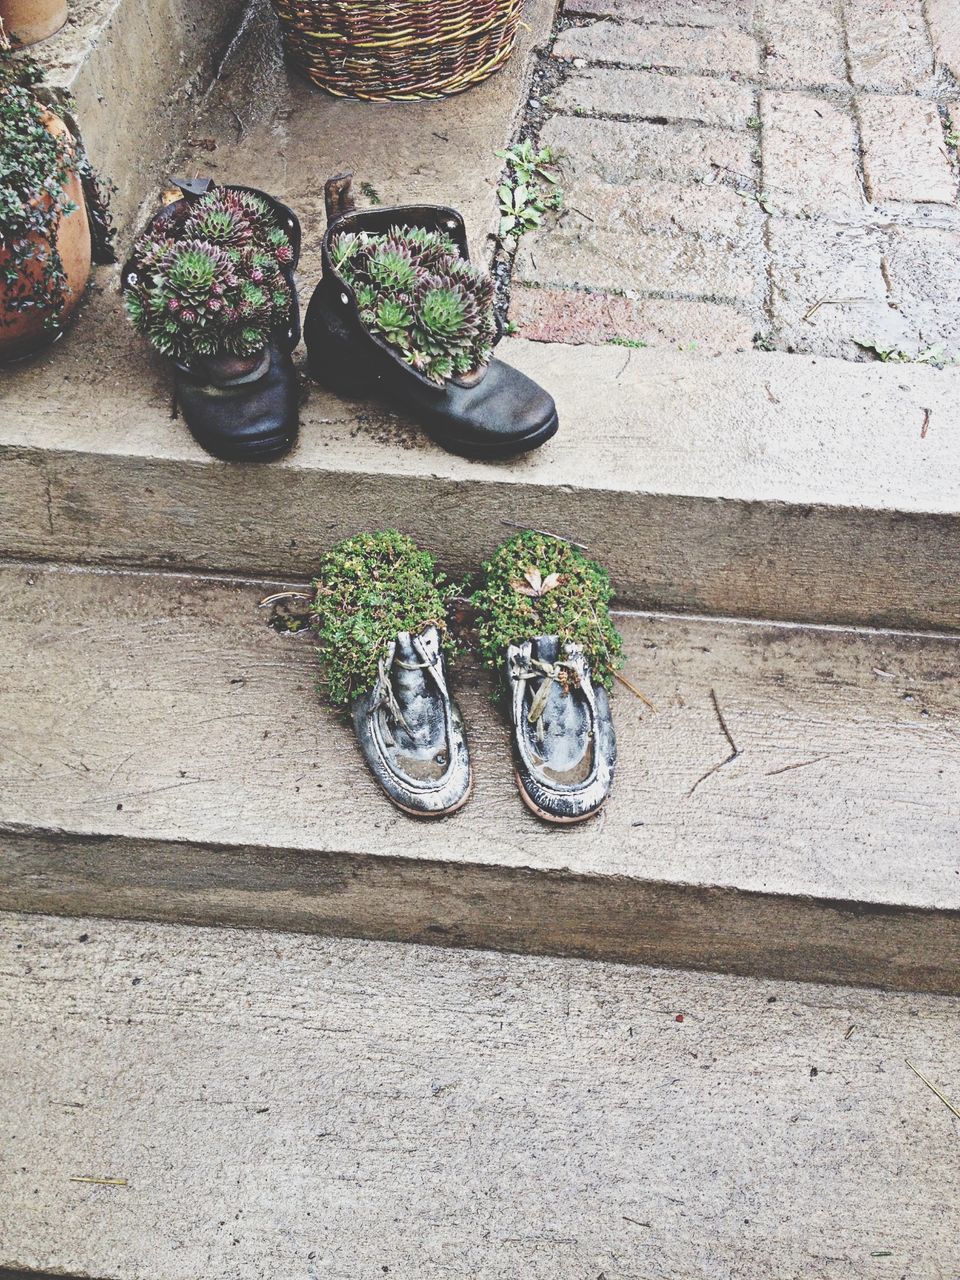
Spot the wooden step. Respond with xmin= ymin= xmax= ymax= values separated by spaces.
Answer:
xmin=1 ymin=561 xmax=957 ymax=992
xmin=1 ymin=910 xmax=958 ymax=1278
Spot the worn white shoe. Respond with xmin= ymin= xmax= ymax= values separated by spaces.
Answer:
xmin=350 ymin=625 xmax=472 ymax=817
xmin=506 ymin=636 xmax=617 ymax=824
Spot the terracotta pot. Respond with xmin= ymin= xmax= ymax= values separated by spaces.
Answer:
xmin=0 ymin=0 xmax=68 ymax=44
xmin=0 ymin=109 xmax=91 ymax=362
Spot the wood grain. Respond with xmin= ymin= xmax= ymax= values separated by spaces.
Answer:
xmin=0 ymin=562 xmax=957 ymax=990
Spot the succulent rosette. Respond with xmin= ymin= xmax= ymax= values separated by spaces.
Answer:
xmin=331 ymin=225 xmax=497 ymax=385
xmin=124 ymin=188 xmax=293 ymax=361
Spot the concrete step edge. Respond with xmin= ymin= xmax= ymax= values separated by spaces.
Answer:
xmin=4 ymin=336 xmax=960 ymax=629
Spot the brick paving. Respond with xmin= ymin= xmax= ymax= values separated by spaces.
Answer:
xmin=511 ymin=0 xmax=960 ymax=361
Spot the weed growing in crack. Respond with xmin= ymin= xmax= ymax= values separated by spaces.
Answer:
xmin=495 ymin=140 xmax=564 ymax=243
xmin=854 ymin=340 xmax=956 ymax=367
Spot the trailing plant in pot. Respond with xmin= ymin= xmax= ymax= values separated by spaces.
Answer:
xmin=0 ymin=38 xmax=104 ymax=360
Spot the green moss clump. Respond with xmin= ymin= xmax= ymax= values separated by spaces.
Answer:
xmin=469 ymin=531 xmax=623 ymax=690
xmin=310 ymin=531 xmax=453 ymax=706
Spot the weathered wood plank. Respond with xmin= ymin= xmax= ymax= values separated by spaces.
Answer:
xmin=0 ymin=563 xmax=957 ymax=989
xmin=2 ymin=292 xmax=959 ymax=629
xmin=1 ymin=911 xmax=958 ymax=1279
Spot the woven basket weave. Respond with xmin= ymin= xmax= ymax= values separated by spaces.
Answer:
xmin=269 ymin=0 xmax=525 ymax=101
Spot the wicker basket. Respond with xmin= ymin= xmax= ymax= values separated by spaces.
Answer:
xmin=269 ymin=0 xmax=526 ymax=101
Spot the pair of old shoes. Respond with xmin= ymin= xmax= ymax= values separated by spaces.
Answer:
xmin=354 ymin=626 xmax=617 ymax=824
xmin=123 ymin=174 xmax=558 ymax=462
xmin=302 ymin=531 xmax=620 ymax=825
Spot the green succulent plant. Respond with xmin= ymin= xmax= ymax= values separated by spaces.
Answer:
xmin=375 ymin=297 xmax=413 ymax=347
xmin=183 ymin=203 xmax=252 ymax=252
xmin=331 ymin=225 xmax=497 ymax=385
xmin=309 ymin=531 xmax=456 ymax=706
xmin=124 ymin=186 xmax=294 ymax=361
xmin=469 ymin=531 xmax=623 ymax=691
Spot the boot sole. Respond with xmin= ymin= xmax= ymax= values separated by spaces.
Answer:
xmin=185 ymin=426 xmax=298 ymax=463
xmin=423 ymin=410 xmax=559 ymax=461
xmin=308 ymin=357 xmax=559 ymax=460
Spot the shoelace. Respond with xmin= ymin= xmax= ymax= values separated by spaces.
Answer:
xmin=375 ymin=648 xmax=437 ymax=746
xmin=510 ymin=654 xmax=581 ymax=742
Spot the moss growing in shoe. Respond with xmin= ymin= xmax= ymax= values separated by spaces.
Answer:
xmin=469 ymin=531 xmax=623 ymax=690
xmin=310 ymin=531 xmax=455 ymax=706
xmin=331 ymin=226 xmax=496 ymax=386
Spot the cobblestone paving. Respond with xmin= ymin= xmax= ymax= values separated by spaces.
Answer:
xmin=510 ymin=0 xmax=960 ymax=360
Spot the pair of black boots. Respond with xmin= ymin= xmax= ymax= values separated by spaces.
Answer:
xmin=125 ymin=174 xmax=559 ymax=463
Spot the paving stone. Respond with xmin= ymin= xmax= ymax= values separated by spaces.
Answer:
xmin=899 ymin=303 xmax=960 ymax=358
xmin=541 ymin=115 xmax=756 ymax=187
xmin=550 ymin=68 xmax=756 ymax=127
xmin=844 ymin=0 xmax=935 ymax=91
xmin=758 ymin=0 xmax=848 ymax=89
xmin=761 ymin=92 xmax=862 ymax=216
xmin=885 ymin=227 xmax=960 ymax=305
xmin=857 ymin=95 xmax=957 ymax=204
xmin=926 ymin=0 xmax=960 ymax=80
xmin=563 ymin=0 xmax=756 ymax=26
xmin=510 ymin=285 xmax=757 ymax=353
xmin=553 ymin=20 xmax=760 ymax=75
xmin=514 ymin=221 xmax=762 ymax=303
xmin=557 ymin=174 xmax=767 ymax=242
xmin=769 ymin=220 xmax=914 ymax=359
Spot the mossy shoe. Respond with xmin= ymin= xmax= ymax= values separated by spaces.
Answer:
xmin=469 ymin=530 xmax=623 ymax=824
xmin=506 ymin=636 xmax=616 ymax=824
xmin=303 ymin=173 xmax=559 ymax=460
xmin=351 ymin=625 xmax=471 ymax=817
xmin=309 ymin=531 xmax=470 ymax=817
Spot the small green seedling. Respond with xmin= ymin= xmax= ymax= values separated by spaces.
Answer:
xmin=854 ymin=340 xmax=954 ymax=366
xmin=495 ymin=140 xmax=563 ymax=242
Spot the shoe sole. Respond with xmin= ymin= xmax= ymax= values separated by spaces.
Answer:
xmin=423 ymin=409 xmax=559 ymax=461
xmin=390 ymin=771 xmax=474 ymax=819
xmin=186 ymin=427 xmax=298 ymax=463
xmin=514 ymin=769 xmax=607 ymax=826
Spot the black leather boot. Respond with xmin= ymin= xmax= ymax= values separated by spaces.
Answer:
xmin=304 ymin=174 xmax=559 ymax=460
xmin=122 ymin=178 xmax=302 ymax=463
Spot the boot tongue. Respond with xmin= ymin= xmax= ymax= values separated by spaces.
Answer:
xmin=527 ymin=635 xmax=583 ymax=742
xmin=390 ymin=630 xmax=434 ymax=739
xmin=532 ymin=636 xmax=561 ymax=665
